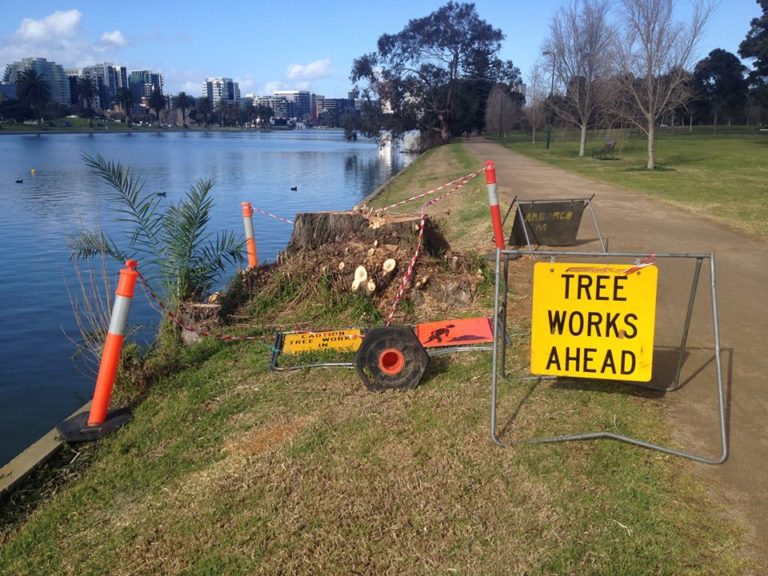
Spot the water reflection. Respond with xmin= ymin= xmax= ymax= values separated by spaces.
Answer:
xmin=0 ymin=130 xmax=414 ymax=466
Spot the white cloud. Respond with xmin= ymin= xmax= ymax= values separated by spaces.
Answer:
xmin=99 ymin=30 xmax=127 ymax=47
xmin=181 ymin=81 xmax=199 ymax=94
xmin=263 ymin=80 xmax=286 ymax=94
xmin=16 ymin=9 xmax=82 ymax=41
xmin=0 ymin=10 xmax=129 ymax=71
xmin=286 ymin=59 xmax=332 ymax=81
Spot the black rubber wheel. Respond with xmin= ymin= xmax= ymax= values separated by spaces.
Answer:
xmin=354 ymin=326 xmax=429 ymax=392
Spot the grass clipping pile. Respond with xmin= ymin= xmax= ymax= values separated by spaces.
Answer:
xmin=226 ymin=210 xmax=491 ymax=327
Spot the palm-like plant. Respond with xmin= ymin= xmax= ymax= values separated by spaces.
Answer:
xmin=195 ymin=96 xmax=211 ymax=127
xmin=176 ymin=91 xmax=192 ymax=127
xmin=117 ymin=87 xmax=134 ymax=125
xmin=71 ymin=154 xmax=245 ymax=306
xmin=17 ymin=69 xmax=51 ymax=127
xmin=147 ymin=88 xmax=166 ymax=124
xmin=76 ymin=77 xmax=97 ymax=128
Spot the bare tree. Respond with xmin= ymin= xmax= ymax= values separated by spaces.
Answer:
xmin=548 ymin=0 xmax=613 ymax=156
xmin=612 ymin=0 xmax=711 ymax=169
xmin=484 ymin=84 xmax=525 ymax=138
xmin=526 ymin=62 xmax=549 ymax=143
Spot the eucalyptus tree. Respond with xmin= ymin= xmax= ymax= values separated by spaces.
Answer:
xmin=739 ymin=0 xmax=768 ymax=123
xmin=692 ymin=49 xmax=748 ymax=129
xmin=254 ymin=104 xmax=273 ymax=127
xmin=240 ymin=99 xmax=255 ymax=126
xmin=176 ymin=91 xmax=192 ymax=127
xmin=72 ymin=154 xmax=245 ymax=305
xmin=17 ymin=69 xmax=51 ymax=127
xmin=612 ymin=0 xmax=711 ymax=169
xmin=547 ymin=0 xmax=613 ymax=157
xmin=351 ymin=1 xmax=514 ymax=144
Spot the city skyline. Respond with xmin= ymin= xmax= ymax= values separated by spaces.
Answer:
xmin=0 ymin=1 xmax=762 ymax=98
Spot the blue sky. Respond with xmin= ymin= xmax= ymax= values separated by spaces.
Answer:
xmin=0 ymin=1 xmax=762 ymax=98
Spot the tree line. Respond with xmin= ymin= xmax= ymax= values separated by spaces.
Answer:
xmin=3 ymin=0 xmax=767 ymax=170
xmin=349 ymin=0 xmax=768 ymax=170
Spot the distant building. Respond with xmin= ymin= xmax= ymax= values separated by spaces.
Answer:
xmin=313 ymin=94 xmax=325 ymax=121
xmin=81 ymin=63 xmax=128 ymax=111
xmin=202 ymin=77 xmax=240 ymax=107
xmin=129 ymin=70 xmax=163 ymax=102
xmin=0 ymin=82 xmax=16 ymax=100
xmin=255 ymin=95 xmax=292 ymax=120
xmin=3 ymin=57 xmax=71 ymax=105
xmin=273 ymin=90 xmax=311 ymax=121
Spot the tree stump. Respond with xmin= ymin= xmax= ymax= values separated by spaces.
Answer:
xmin=285 ymin=211 xmax=450 ymax=256
xmin=179 ymin=302 xmax=222 ymax=345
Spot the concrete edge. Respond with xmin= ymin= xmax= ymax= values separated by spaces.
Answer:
xmin=0 ymin=402 xmax=91 ymax=497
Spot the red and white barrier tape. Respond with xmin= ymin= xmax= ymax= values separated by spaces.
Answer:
xmin=384 ymin=168 xmax=484 ymax=325
xmin=624 ymin=254 xmax=656 ymax=275
xmin=252 ymin=207 xmax=294 ymax=225
xmin=136 ymin=166 xmax=485 ymax=336
xmin=372 ymin=168 xmax=485 ymax=214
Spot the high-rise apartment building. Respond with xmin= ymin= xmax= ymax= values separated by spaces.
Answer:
xmin=273 ymin=90 xmax=311 ymax=121
xmin=254 ymin=95 xmax=292 ymax=120
xmin=313 ymin=94 xmax=325 ymax=121
xmin=129 ymin=70 xmax=163 ymax=102
xmin=2 ymin=57 xmax=71 ymax=105
xmin=202 ymin=77 xmax=240 ymax=107
xmin=81 ymin=63 xmax=127 ymax=111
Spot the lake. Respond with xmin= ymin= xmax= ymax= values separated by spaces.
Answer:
xmin=0 ymin=129 xmax=412 ymax=466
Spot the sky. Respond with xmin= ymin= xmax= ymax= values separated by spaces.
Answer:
xmin=0 ymin=1 xmax=762 ymax=98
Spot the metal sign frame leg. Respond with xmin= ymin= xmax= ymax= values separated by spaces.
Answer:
xmin=489 ymin=249 xmax=728 ymax=465
xmin=509 ymin=196 xmax=606 ymax=253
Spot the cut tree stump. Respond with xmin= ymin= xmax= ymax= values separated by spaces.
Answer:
xmin=179 ymin=302 xmax=222 ymax=345
xmin=285 ymin=211 xmax=450 ymax=256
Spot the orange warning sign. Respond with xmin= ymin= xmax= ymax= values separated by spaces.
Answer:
xmin=415 ymin=317 xmax=494 ymax=348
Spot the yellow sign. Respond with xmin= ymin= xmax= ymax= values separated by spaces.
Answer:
xmin=282 ymin=329 xmax=363 ymax=354
xmin=530 ymin=262 xmax=658 ymax=382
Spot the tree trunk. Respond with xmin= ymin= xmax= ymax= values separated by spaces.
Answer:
xmin=646 ymin=118 xmax=656 ymax=170
xmin=578 ymin=124 xmax=587 ymax=157
xmin=286 ymin=211 xmax=450 ymax=257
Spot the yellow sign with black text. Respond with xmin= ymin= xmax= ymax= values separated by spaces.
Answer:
xmin=530 ymin=262 xmax=658 ymax=382
xmin=282 ymin=329 xmax=363 ymax=354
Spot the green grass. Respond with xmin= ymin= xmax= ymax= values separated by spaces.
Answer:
xmin=0 ymin=141 xmax=752 ymax=575
xmin=503 ymin=128 xmax=768 ymax=239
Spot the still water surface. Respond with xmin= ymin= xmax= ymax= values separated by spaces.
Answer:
xmin=0 ymin=130 xmax=410 ymax=466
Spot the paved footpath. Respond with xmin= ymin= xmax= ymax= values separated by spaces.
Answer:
xmin=464 ymin=139 xmax=768 ymax=567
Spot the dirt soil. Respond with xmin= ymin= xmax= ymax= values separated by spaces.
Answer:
xmin=463 ymin=139 xmax=768 ymax=569
xmin=237 ymin=217 xmax=490 ymax=325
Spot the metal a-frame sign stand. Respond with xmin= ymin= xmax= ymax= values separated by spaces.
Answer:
xmin=489 ymin=248 xmax=728 ymax=465
xmin=503 ymin=195 xmax=606 ymax=252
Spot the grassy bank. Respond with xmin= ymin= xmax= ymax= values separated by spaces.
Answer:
xmin=0 ymin=143 xmax=750 ymax=574
xmin=503 ymin=129 xmax=768 ymax=240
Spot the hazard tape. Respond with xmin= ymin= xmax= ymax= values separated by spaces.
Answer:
xmin=252 ymin=207 xmax=294 ymax=225
xmin=137 ymin=166 xmax=485 ymax=336
xmin=371 ymin=168 xmax=486 ymax=214
xmin=624 ymin=254 xmax=656 ymax=275
xmin=384 ymin=167 xmax=484 ymax=325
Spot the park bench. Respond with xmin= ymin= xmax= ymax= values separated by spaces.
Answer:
xmin=592 ymin=139 xmax=616 ymax=160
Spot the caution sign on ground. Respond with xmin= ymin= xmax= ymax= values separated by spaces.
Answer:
xmin=530 ymin=262 xmax=658 ymax=382
xmin=282 ymin=329 xmax=363 ymax=354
